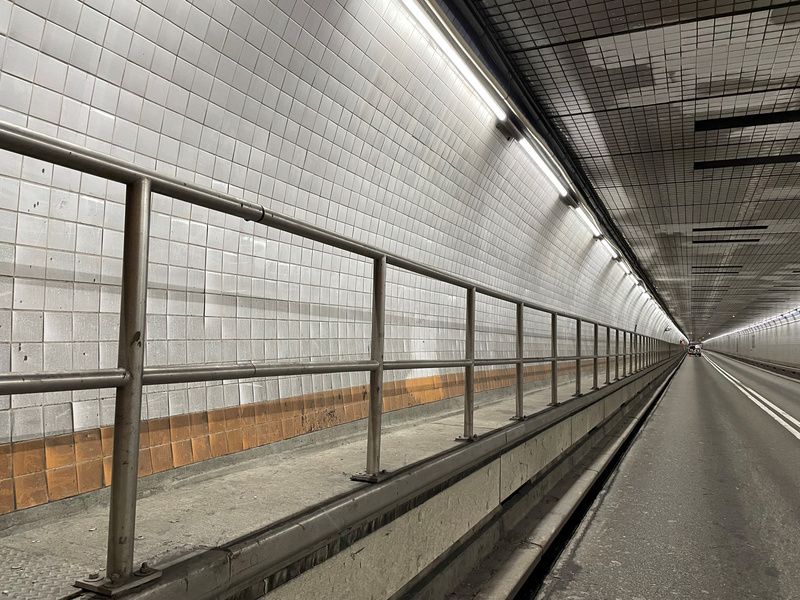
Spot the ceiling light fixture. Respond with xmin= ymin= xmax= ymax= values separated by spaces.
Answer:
xmin=402 ymin=0 xmax=506 ymax=121
xmin=518 ymin=138 xmax=569 ymax=196
xmin=599 ymin=237 xmax=619 ymax=260
xmin=703 ymin=306 xmax=800 ymax=343
xmin=573 ymin=206 xmax=601 ymax=237
xmin=621 ymin=260 xmax=633 ymax=275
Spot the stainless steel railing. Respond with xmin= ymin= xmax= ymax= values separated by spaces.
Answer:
xmin=0 ymin=120 xmax=678 ymax=593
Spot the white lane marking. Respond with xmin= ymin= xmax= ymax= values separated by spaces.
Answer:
xmin=708 ymin=351 xmax=800 ymax=385
xmin=704 ymin=356 xmax=800 ymax=441
xmin=706 ymin=356 xmax=800 ymax=432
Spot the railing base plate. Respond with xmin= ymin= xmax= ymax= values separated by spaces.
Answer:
xmin=351 ymin=470 xmax=389 ymax=483
xmin=74 ymin=566 xmax=161 ymax=597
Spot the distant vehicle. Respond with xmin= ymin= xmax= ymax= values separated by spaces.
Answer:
xmin=688 ymin=343 xmax=702 ymax=356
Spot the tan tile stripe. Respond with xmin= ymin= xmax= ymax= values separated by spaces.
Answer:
xmin=0 ymin=364 xmax=572 ymax=514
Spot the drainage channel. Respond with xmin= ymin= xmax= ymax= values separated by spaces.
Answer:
xmin=513 ymin=361 xmax=682 ymax=600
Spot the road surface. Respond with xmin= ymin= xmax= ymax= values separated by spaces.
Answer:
xmin=535 ymin=352 xmax=800 ymax=600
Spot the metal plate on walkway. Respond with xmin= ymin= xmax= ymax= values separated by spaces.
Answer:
xmin=0 ymin=545 xmax=87 ymax=600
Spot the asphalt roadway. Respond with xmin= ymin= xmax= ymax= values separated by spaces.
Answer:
xmin=535 ymin=352 xmax=800 ymax=600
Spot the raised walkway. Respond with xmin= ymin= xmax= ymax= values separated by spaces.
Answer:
xmin=0 ymin=374 xmax=600 ymax=600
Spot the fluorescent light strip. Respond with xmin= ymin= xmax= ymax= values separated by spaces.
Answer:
xmin=599 ymin=237 xmax=619 ymax=260
xmin=518 ymin=138 xmax=568 ymax=196
xmin=573 ymin=206 xmax=601 ymax=237
xmin=704 ymin=306 xmax=800 ymax=343
xmin=402 ymin=0 xmax=506 ymax=121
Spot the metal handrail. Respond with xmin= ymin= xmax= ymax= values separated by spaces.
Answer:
xmin=0 ymin=352 xmax=661 ymax=394
xmin=0 ymin=120 xmax=679 ymax=595
xmin=0 ymin=369 xmax=129 ymax=395
xmin=0 ymin=120 xmax=647 ymax=331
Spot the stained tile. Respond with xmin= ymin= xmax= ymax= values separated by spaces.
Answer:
xmin=171 ymin=439 xmax=193 ymax=467
xmin=12 ymin=438 xmax=45 ymax=476
xmin=169 ymin=413 xmax=191 ymax=442
xmin=150 ymin=444 xmax=173 ymax=473
xmin=190 ymin=436 xmax=211 ymax=463
xmin=46 ymin=465 xmax=78 ymax=500
xmin=76 ymin=459 xmax=103 ymax=493
xmin=74 ymin=430 xmax=101 ymax=464
xmin=0 ymin=444 xmax=11 ymax=479
xmin=44 ymin=434 xmax=75 ymax=469
xmin=0 ymin=478 xmax=13 ymax=514
xmin=209 ymin=432 xmax=228 ymax=457
xmin=14 ymin=471 xmax=48 ymax=509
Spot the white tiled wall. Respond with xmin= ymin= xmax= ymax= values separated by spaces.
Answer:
xmin=706 ymin=315 xmax=800 ymax=367
xmin=0 ymin=0 xmax=677 ymax=442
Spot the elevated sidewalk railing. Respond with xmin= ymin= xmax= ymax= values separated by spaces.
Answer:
xmin=0 ymin=121 xmax=679 ymax=596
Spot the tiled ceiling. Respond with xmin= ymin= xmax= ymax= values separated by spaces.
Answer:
xmin=470 ymin=0 xmax=800 ymax=340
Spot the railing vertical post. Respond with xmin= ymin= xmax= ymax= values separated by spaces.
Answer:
xmin=641 ymin=335 xmax=644 ymax=369
xmin=550 ymin=313 xmax=558 ymax=406
xmin=353 ymin=255 xmax=386 ymax=481
xmin=592 ymin=322 xmax=599 ymax=389
xmin=605 ymin=326 xmax=611 ymax=384
xmin=638 ymin=335 xmax=642 ymax=368
xmin=105 ymin=178 xmax=151 ymax=584
xmin=640 ymin=335 xmax=643 ymax=369
xmin=630 ymin=333 xmax=634 ymax=372
xmin=614 ymin=329 xmax=620 ymax=380
xmin=625 ymin=332 xmax=629 ymax=374
xmin=574 ymin=319 xmax=582 ymax=396
xmin=458 ymin=286 xmax=476 ymax=439
xmin=628 ymin=332 xmax=633 ymax=374
xmin=622 ymin=332 xmax=627 ymax=376
xmin=513 ymin=302 xmax=524 ymax=420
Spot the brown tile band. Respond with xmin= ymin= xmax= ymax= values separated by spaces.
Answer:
xmin=0 ymin=364 xmax=569 ymax=514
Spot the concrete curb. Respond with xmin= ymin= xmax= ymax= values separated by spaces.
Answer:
xmin=469 ymin=357 xmax=683 ymax=600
